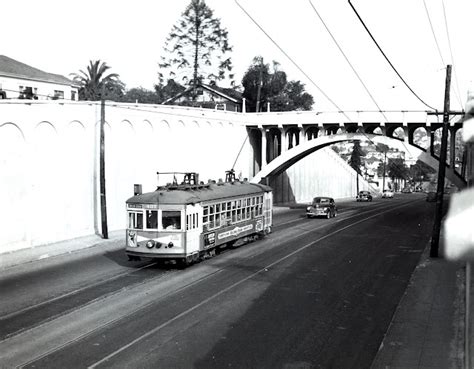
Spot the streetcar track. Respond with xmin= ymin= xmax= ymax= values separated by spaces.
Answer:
xmin=0 ymin=262 xmax=166 ymax=341
xmin=88 ymin=200 xmax=418 ymax=368
xmin=13 ymin=268 xmax=225 ymax=369
xmin=2 ymin=198 xmax=424 ymax=368
xmin=0 ymin=262 xmax=158 ymax=322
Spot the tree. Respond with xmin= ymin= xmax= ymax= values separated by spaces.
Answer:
xmin=158 ymin=0 xmax=234 ymax=99
xmin=376 ymin=143 xmax=390 ymax=190
xmin=349 ymin=141 xmax=366 ymax=193
xmin=155 ymin=79 xmax=187 ymax=103
xmin=72 ymin=60 xmax=125 ymax=101
xmin=409 ymin=160 xmax=436 ymax=183
xmin=121 ymin=87 xmax=161 ymax=104
xmin=242 ymin=57 xmax=314 ymax=112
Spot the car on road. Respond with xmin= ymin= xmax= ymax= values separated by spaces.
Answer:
xmin=381 ymin=190 xmax=394 ymax=198
xmin=356 ymin=191 xmax=372 ymax=202
xmin=306 ymin=197 xmax=337 ymax=218
xmin=401 ymin=187 xmax=412 ymax=193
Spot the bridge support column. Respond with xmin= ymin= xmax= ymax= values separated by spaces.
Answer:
xmin=318 ymin=126 xmax=325 ymax=137
xmin=260 ymin=128 xmax=267 ymax=169
xmin=298 ymin=126 xmax=304 ymax=145
xmin=449 ymin=127 xmax=456 ymax=170
xmin=279 ymin=127 xmax=287 ymax=152
xmin=430 ymin=128 xmax=436 ymax=156
xmin=403 ymin=126 xmax=410 ymax=143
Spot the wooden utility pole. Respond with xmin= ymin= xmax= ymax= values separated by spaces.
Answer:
xmin=430 ymin=65 xmax=452 ymax=257
xmin=100 ymin=88 xmax=108 ymax=239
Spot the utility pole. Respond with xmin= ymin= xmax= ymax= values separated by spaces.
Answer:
xmin=382 ymin=151 xmax=387 ymax=191
xmin=100 ymin=85 xmax=108 ymax=239
xmin=430 ymin=65 xmax=451 ymax=257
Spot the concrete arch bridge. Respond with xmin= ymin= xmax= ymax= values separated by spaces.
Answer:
xmin=244 ymin=111 xmax=467 ymax=190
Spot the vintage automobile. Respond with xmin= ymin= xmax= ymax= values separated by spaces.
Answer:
xmin=356 ymin=190 xmax=373 ymax=202
xmin=306 ymin=197 xmax=337 ymax=218
xmin=381 ymin=189 xmax=394 ymax=198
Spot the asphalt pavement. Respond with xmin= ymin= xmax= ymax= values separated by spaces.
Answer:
xmin=0 ymin=206 xmax=471 ymax=369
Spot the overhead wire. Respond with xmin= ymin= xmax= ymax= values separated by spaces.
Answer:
xmin=307 ymin=0 xmax=388 ymax=122
xmin=423 ymin=0 xmax=446 ymax=67
xmin=305 ymin=0 xmax=415 ymax=178
xmin=234 ymin=0 xmax=352 ymax=121
xmin=441 ymin=0 xmax=463 ymax=111
xmin=347 ymin=0 xmax=437 ymax=112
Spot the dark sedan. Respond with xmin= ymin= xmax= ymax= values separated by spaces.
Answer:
xmin=306 ymin=197 xmax=337 ymax=218
xmin=356 ymin=191 xmax=373 ymax=202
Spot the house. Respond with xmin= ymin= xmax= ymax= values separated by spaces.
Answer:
xmin=0 ymin=55 xmax=79 ymax=101
xmin=163 ymin=82 xmax=243 ymax=112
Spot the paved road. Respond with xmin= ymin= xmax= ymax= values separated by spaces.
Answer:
xmin=0 ymin=194 xmax=434 ymax=368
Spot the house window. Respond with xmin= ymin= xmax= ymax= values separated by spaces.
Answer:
xmin=53 ymin=90 xmax=64 ymax=99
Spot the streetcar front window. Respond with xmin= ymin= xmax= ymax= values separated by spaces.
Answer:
xmin=128 ymin=212 xmax=143 ymax=229
xmin=146 ymin=210 xmax=158 ymax=229
xmin=162 ymin=211 xmax=181 ymax=230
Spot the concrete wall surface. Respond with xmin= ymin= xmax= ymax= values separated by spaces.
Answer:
xmin=0 ymin=101 xmax=368 ymax=254
xmin=270 ymin=147 xmax=377 ymax=204
xmin=0 ymin=101 xmax=250 ymax=253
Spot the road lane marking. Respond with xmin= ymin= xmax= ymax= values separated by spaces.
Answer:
xmin=88 ymin=200 xmax=416 ymax=368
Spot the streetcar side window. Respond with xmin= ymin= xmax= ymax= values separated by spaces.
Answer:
xmin=146 ymin=210 xmax=158 ymax=229
xmin=162 ymin=211 xmax=181 ymax=230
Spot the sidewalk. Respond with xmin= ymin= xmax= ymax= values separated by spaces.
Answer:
xmin=0 ymin=230 xmax=124 ymax=271
xmin=371 ymin=243 xmax=470 ymax=369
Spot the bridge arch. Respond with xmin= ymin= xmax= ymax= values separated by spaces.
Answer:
xmin=250 ymin=133 xmax=466 ymax=190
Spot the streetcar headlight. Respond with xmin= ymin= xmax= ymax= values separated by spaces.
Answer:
xmin=146 ymin=240 xmax=155 ymax=249
xmin=306 ymin=206 xmax=311 ymax=211
xmin=168 ymin=242 xmax=174 ymax=248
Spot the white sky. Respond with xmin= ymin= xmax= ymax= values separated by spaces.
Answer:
xmin=3 ymin=0 xmax=474 ymax=112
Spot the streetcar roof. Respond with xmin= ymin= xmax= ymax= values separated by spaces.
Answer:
xmin=127 ymin=181 xmax=272 ymax=205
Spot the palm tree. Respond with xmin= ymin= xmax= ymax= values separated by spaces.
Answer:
xmin=71 ymin=60 xmax=124 ymax=101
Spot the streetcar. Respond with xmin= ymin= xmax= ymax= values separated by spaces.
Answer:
xmin=125 ymin=170 xmax=273 ymax=266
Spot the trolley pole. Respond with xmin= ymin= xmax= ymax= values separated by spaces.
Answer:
xmin=100 ymin=89 xmax=108 ymax=239
xmin=430 ymin=64 xmax=451 ymax=257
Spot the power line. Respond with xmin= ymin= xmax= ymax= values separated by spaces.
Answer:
xmin=347 ymin=0 xmax=437 ymax=111
xmin=307 ymin=0 xmax=388 ymax=122
xmin=422 ymin=0 xmax=446 ymax=66
xmin=441 ymin=0 xmax=463 ymax=110
xmin=234 ymin=0 xmax=352 ymax=121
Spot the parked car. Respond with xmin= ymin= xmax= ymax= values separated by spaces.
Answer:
xmin=356 ymin=191 xmax=372 ymax=202
xmin=381 ymin=189 xmax=394 ymax=198
xmin=306 ymin=197 xmax=337 ymax=218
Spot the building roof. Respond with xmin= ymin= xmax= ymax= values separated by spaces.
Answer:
xmin=0 ymin=55 xmax=76 ymax=87
xmin=163 ymin=82 xmax=242 ymax=105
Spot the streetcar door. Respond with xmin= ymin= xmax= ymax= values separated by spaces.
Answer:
xmin=263 ymin=191 xmax=273 ymax=230
xmin=185 ymin=204 xmax=201 ymax=256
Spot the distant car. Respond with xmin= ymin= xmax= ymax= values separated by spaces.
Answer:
xmin=426 ymin=192 xmax=437 ymax=202
xmin=356 ymin=191 xmax=372 ymax=202
xmin=401 ymin=187 xmax=412 ymax=193
xmin=306 ymin=197 xmax=337 ymax=218
xmin=381 ymin=190 xmax=394 ymax=198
